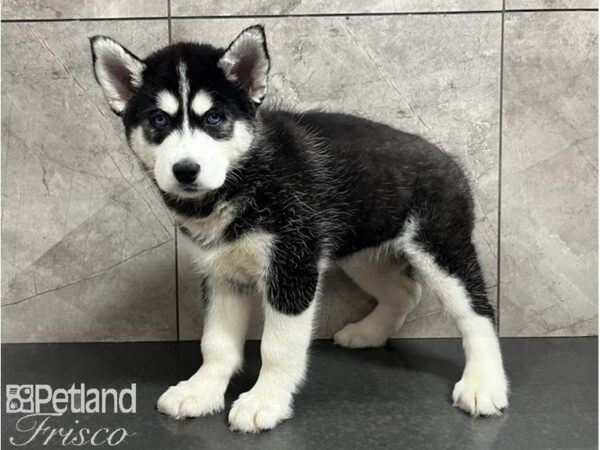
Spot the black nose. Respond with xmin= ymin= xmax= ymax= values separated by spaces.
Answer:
xmin=173 ymin=160 xmax=200 ymax=184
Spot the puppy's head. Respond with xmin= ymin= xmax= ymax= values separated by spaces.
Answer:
xmin=90 ymin=25 xmax=270 ymax=197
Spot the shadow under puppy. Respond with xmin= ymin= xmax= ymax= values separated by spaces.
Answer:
xmin=90 ymin=25 xmax=508 ymax=433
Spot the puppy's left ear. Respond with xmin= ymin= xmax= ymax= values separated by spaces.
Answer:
xmin=218 ymin=25 xmax=270 ymax=105
xmin=90 ymin=35 xmax=146 ymax=115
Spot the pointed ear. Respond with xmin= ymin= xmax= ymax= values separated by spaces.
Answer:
xmin=89 ymin=36 xmax=146 ymax=115
xmin=218 ymin=25 xmax=270 ymax=105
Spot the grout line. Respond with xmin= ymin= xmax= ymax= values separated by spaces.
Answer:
xmin=501 ymin=7 xmax=597 ymax=12
xmin=1 ymin=8 xmax=597 ymax=23
xmin=167 ymin=0 xmax=172 ymax=44
xmin=167 ymin=0 xmax=179 ymax=342
xmin=170 ymin=11 xmax=504 ymax=19
xmin=1 ymin=16 xmax=168 ymax=23
xmin=169 ymin=8 xmax=597 ymax=19
xmin=496 ymin=0 xmax=506 ymax=335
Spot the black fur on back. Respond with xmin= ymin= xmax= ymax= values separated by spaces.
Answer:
xmin=163 ymin=108 xmax=493 ymax=319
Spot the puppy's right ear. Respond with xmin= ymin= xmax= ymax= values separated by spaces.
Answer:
xmin=89 ymin=36 xmax=146 ymax=115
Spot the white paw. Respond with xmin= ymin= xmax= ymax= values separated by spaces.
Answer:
xmin=228 ymin=389 xmax=293 ymax=433
xmin=157 ymin=379 xmax=225 ymax=419
xmin=452 ymin=368 xmax=509 ymax=416
xmin=333 ymin=322 xmax=388 ymax=348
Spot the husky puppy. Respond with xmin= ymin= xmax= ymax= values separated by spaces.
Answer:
xmin=90 ymin=25 xmax=508 ymax=433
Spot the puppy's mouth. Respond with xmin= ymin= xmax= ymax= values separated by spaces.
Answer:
xmin=168 ymin=183 xmax=211 ymax=199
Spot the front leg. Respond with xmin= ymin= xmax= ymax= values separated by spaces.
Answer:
xmin=157 ymin=278 xmax=254 ymax=419
xmin=228 ymin=258 xmax=320 ymax=433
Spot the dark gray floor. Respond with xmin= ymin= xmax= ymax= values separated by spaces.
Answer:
xmin=2 ymin=338 xmax=597 ymax=450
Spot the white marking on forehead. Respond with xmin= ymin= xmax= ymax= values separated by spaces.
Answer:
xmin=191 ymin=91 xmax=213 ymax=117
xmin=156 ymin=90 xmax=179 ymax=116
xmin=177 ymin=62 xmax=190 ymax=129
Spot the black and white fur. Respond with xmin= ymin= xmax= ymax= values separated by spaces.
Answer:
xmin=90 ymin=25 xmax=508 ymax=433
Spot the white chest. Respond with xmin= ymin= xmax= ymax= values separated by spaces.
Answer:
xmin=176 ymin=203 xmax=274 ymax=285
xmin=188 ymin=232 xmax=274 ymax=285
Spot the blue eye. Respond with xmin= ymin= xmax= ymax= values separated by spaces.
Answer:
xmin=151 ymin=113 xmax=169 ymax=129
xmin=206 ymin=111 xmax=224 ymax=125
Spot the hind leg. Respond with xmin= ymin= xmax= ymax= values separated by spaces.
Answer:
xmin=334 ymin=252 xmax=422 ymax=348
xmin=399 ymin=219 xmax=508 ymax=416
